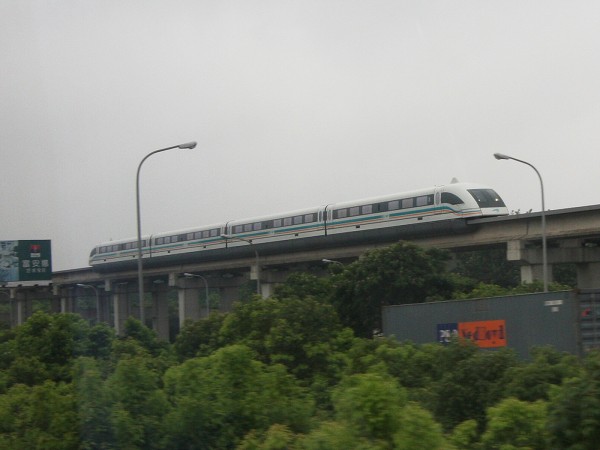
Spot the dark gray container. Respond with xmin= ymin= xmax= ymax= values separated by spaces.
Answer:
xmin=382 ymin=290 xmax=600 ymax=359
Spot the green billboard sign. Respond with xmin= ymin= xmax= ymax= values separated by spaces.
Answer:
xmin=0 ymin=240 xmax=52 ymax=284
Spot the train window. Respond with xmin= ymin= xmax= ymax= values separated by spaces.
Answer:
xmin=210 ymin=229 xmax=218 ymax=237
xmin=441 ymin=192 xmax=464 ymax=205
xmin=416 ymin=196 xmax=429 ymax=207
xmin=234 ymin=225 xmax=243 ymax=234
xmin=284 ymin=217 xmax=292 ymax=226
xmin=293 ymin=215 xmax=303 ymax=225
xmin=243 ymin=224 xmax=252 ymax=232
xmin=187 ymin=233 xmax=194 ymax=240
xmin=304 ymin=214 xmax=315 ymax=223
xmin=362 ymin=205 xmax=373 ymax=215
xmin=468 ymin=189 xmax=506 ymax=208
xmin=193 ymin=232 xmax=201 ymax=239
xmin=253 ymin=222 xmax=262 ymax=231
xmin=273 ymin=219 xmax=282 ymax=228
xmin=401 ymin=198 xmax=414 ymax=209
xmin=349 ymin=206 xmax=360 ymax=217
xmin=335 ymin=209 xmax=347 ymax=219
xmin=388 ymin=200 xmax=399 ymax=211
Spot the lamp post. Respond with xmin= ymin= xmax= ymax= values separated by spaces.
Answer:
xmin=494 ymin=152 xmax=548 ymax=292
xmin=221 ymin=234 xmax=261 ymax=294
xmin=76 ymin=283 xmax=100 ymax=323
xmin=183 ymin=273 xmax=210 ymax=317
xmin=136 ymin=141 xmax=197 ymax=326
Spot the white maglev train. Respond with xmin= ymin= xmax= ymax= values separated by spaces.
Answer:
xmin=89 ymin=182 xmax=508 ymax=269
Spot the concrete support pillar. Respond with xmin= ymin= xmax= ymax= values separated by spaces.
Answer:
xmin=113 ymin=284 xmax=130 ymax=336
xmin=60 ymin=294 xmax=74 ymax=314
xmin=2 ymin=288 xmax=17 ymax=328
xmin=9 ymin=292 xmax=17 ymax=328
xmin=16 ymin=290 xmax=31 ymax=325
xmin=178 ymin=280 xmax=201 ymax=328
xmin=259 ymin=282 xmax=277 ymax=298
xmin=259 ymin=270 xmax=289 ymax=298
xmin=577 ymin=262 xmax=600 ymax=289
xmin=219 ymin=286 xmax=240 ymax=312
xmin=98 ymin=290 xmax=111 ymax=324
xmin=152 ymin=284 xmax=170 ymax=341
xmin=520 ymin=264 xmax=554 ymax=285
xmin=50 ymin=286 xmax=61 ymax=313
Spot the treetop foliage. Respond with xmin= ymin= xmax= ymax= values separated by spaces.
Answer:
xmin=0 ymin=241 xmax=587 ymax=449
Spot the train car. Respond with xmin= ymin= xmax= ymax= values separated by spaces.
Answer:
xmin=224 ymin=206 xmax=326 ymax=245
xmin=151 ymin=223 xmax=226 ymax=260
xmin=89 ymin=235 xmax=149 ymax=267
xmin=89 ymin=181 xmax=508 ymax=269
xmin=325 ymin=182 xmax=507 ymax=236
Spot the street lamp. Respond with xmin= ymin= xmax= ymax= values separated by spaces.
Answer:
xmin=494 ymin=152 xmax=548 ymax=292
xmin=221 ymin=234 xmax=261 ymax=294
xmin=76 ymin=283 xmax=100 ymax=323
xmin=183 ymin=273 xmax=210 ymax=317
xmin=136 ymin=141 xmax=197 ymax=325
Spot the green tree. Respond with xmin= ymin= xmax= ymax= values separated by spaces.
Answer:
xmin=273 ymin=272 xmax=333 ymax=300
xmin=122 ymin=317 xmax=168 ymax=357
xmin=502 ymin=346 xmax=579 ymax=402
xmin=393 ymin=403 xmax=447 ymax=450
xmin=219 ymin=296 xmax=345 ymax=380
xmin=329 ymin=241 xmax=454 ymax=338
xmin=11 ymin=312 xmax=95 ymax=383
xmin=238 ymin=424 xmax=297 ymax=450
xmin=332 ymin=372 xmax=406 ymax=445
xmin=547 ymin=351 xmax=600 ymax=449
xmin=173 ymin=312 xmax=226 ymax=360
xmin=0 ymin=381 xmax=79 ymax=449
xmin=449 ymin=419 xmax=480 ymax=450
xmin=452 ymin=248 xmax=520 ymax=288
xmin=106 ymin=356 xmax=170 ymax=449
xmin=298 ymin=421 xmax=379 ymax=450
xmin=480 ymin=398 xmax=549 ymax=450
xmin=73 ymin=357 xmax=115 ymax=449
xmin=432 ymin=343 xmax=518 ymax=431
xmin=163 ymin=344 xmax=314 ymax=449
xmin=343 ymin=338 xmax=444 ymax=391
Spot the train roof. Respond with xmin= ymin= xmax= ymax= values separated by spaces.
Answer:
xmin=227 ymin=205 xmax=325 ymax=226
xmin=328 ymin=182 xmax=497 ymax=209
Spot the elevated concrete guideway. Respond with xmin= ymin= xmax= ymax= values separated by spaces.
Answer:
xmin=415 ymin=204 xmax=600 ymax=286
xmin=5 ymin=203 xmax=600 ymax=338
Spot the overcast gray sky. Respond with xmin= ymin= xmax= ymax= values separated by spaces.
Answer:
xmin=1 ymin=1 xmax=599 ymax=271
